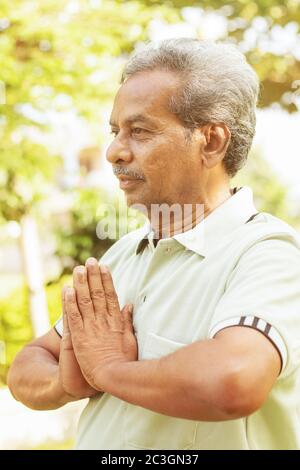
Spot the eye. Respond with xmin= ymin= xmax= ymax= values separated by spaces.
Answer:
xmin=131 ymin=127 xmax=146 ymax=135
xmin=110 ymin=129 xmax=119 ymax=137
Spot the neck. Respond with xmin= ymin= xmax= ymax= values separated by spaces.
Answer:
xmin=149 ymin=185 xmax=234 ymax=240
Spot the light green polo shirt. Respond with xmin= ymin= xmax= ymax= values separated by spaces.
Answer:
xmin=55 ymin=186 xmax=300 ymax=450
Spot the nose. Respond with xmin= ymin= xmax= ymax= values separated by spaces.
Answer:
xmin=106 ymin=135 xmax=133 ymax=165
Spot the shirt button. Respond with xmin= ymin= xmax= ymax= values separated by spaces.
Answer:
xmin=137 ymin=294 xmax=146 ymax=304
xmin=165 ymin=247 xmax=171 ymax=253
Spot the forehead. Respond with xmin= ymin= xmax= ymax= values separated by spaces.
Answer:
xmin=110 ymin=70 xmax=181 ymax=125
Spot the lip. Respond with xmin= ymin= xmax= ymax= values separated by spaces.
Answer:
xmin=117 ymin=175 xmax=143 ymax=190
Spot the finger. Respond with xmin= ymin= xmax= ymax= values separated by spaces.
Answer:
xmin=65 ymin=287 xmax=83 ymax=333
xmin=85 ymin=258 xmax=107 ymax=323
xmin=100 ymin=265 xmax=121 ymax=318
xmin=62 ymin=287 xmax=73 ymax=349
xmin=62 ymin=312 xmax=72 ymax=344
xmin=62 ymin=286 xmax=70 ymax=332
xmin=73 ymin=265 xmax=95 ymax=322
xmin=123 ymin=304 xmax=134 ymax=334
xmin=100 ymin=265 xmax=123 ymax=331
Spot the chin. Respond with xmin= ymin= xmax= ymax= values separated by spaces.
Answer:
xmin=126 ymin=196 xmax=149 ymax=215
xmin=125 ymin=195 xmax=137 ymax=207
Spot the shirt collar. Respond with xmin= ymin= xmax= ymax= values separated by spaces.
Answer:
xmin=135 ymin=186 xmax=258 ymax=257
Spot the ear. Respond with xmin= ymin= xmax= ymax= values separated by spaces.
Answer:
xmin=200 ymin=123 xmax=231 ymax=169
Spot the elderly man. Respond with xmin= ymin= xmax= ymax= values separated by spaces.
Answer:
xmin=8 ymin=39 xmax=300 ymax=450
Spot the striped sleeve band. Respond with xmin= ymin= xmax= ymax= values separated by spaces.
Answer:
xmin=208 ymin=315 xmax=287 ymax=373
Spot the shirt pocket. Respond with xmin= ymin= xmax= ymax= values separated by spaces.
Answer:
xmin=123 ymin=332 xmax=198 ymax=450
xmin=142 ymin=332 xmax=188 ymax=360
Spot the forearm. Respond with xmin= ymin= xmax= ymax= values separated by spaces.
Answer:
xmin=7 ymin=346 xmax=76 ymax=410
xmin=100 ymin=339 xmax=238 ymax=421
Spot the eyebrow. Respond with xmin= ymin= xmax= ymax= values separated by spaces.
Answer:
xmin=109 ymin=114 xmax=157 ymax=127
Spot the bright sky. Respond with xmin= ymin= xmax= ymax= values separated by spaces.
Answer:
xmin=254 ymin=108 xmax=300 ymax=198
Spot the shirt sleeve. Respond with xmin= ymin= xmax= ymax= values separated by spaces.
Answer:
xmin=54 ymin=317 xmax=63 ymax=337
xmin=207 ymin=235 xmax=300 ymax=378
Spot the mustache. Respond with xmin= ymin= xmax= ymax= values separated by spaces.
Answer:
xmin=113 ymin=166 xmax=146 ymax=180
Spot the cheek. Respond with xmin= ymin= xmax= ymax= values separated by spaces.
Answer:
xmin=132 ymin=135 xmax=190 ymax=188
xmin=131 ymin=140 xmax=167 ymax=179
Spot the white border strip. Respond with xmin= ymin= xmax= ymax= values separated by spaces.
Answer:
xmin=54 ymin=318 xmax=63 ymax=337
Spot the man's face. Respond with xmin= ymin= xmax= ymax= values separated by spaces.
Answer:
xmin=106 ymin=70 xmax=204 ymax=209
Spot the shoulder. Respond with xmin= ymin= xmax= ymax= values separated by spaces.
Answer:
xmin=237 ymin=212 xmax=300 ymax=252
xmin=232 ymin=212 xmax=300 ymax=273
xmin=216 ymin=212 xmax=300 ymax=277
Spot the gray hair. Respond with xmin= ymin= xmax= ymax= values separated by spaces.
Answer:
xmin=121 ymin=38 xmax=259 ymax=177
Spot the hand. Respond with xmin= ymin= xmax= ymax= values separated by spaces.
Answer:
xmin=59 ymin=286 xmax=99 ymax=399
xmin=65 ymin=258 xmax=138 ymax=390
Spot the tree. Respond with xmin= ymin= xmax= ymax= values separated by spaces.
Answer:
xmin=138 ymin=0 xmax=300 ymax=112
xmin=1 ymin=0 xmax=298 ymax=335
xmin=0 ymin=0 xmax=180 ymax=334
xmin=233 ymin=151 xmax=300 ymax=227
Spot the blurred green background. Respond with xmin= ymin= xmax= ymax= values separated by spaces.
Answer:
xmin=0 ymin=0 xmax=299 ymax=449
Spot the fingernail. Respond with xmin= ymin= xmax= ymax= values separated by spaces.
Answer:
xmin=86 ymin=257 xmax=97 ymax=266
xmin=128 ymin=304 xmax=133 ymax=314
xmin=75 ymin=266 xmax=86 ymax=282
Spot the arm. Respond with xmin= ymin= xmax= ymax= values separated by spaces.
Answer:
xmin=66 ymin=261 xmax=281 ymax=422
xmin=7 ymin=286 xmax=100 ymax=411
xmin=7 ymin=328 xmax=73 ymax=410
xmin=99 ymin=326 xmax=281 ymax=421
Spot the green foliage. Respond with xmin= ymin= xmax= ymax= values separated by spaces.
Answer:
xmin=54 ymin=188 xmax=114 ymax=274
xmin=139 ymin=0 xmax=300 ymax=111
xmin=234 ymin=152 xmax=299 ymax=226
xmin=0 ymin=275 xmax=71 ymax=385
xmin=0 ymin=284 xmax=32 ymax=385
xmin=0 ymin=137 xmax=61 ymax=221
xmin=1 ymin=0 xmax=299 ymax=226
xmin=30 ymin=438 xmax=74 ymax=450
xmin=0 ymin=0 xmax=299 ymax=382
xmin=45 ymin=275 xmax=72 ymax=325
xmin=54 ymin=188 xmax=146 ymax=274
xmin=0 ymin=0 xmax=180 ymax=224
